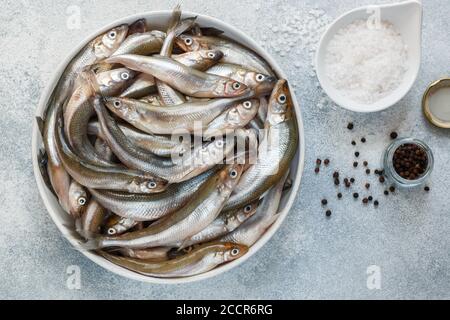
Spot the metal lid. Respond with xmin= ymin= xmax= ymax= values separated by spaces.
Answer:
xmin=422 ymin=78 xmax=450 ymax=129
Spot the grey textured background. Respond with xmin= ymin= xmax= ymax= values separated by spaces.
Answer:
xmin=0 ymin=0 xmax=449 ymax=299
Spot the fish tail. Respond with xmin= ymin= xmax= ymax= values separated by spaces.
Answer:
xmin=167 ymin=4 xmax=196 ymax=38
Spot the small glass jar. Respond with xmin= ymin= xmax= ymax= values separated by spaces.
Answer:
xmin=383 ymin=138 xmax=434 ymax=188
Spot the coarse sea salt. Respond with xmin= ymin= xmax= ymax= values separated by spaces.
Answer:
xmin=325 ymin=20 xmax=408 ymax=105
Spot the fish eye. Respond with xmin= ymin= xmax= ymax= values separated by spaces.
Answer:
xmin=229 ymin=169 xmax=238 ymax=178
xmin=108 ymin=31 xmax=117 ymax=39
xmin=244 ymin=205 xmax=252 ymax=213
xmin=256 ymin=74 xmax=265 ymax=82
xmin=207 ymin=52 xmax=215 ymax=58
xmin=184 ymin=37 xmax=193 ymax=45
xmin=215 ymin=140 xmax=224 ymax=148
xmin=230 ymin=248 xmax=240 ymax=256
xmin=78 ymin=197 xmax=86 ymax=206
xmin=113 ymin=100 xmax=122 ymax=108
xmin=243 ymin=101 xmax=252 ymax=109
xmin=107 ymin=228 xmax=117 ymax=235
xmin=120 ymin=72 xmax=130 ymax=80
xmin=232 ymin=82 xmax=241 ymax=90
xmin=148 ymin=181 xmax=157 ymax=189
xmin=277 ymin=94 xmax=287 ymax=103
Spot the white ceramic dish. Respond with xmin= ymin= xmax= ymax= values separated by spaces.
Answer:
xmin=32 ymin=11 xmax=305 ymax=284
xmin=315 ymin=0 xmax=422 ymax=113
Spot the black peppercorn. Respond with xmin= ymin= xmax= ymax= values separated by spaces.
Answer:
xmin=361 ymin=137 xmax=366 ymax=143
xmin=362 ymin=198 xmax=369 ymax=204
xmin=333 ymin=172 xmax=339 ymax=178
xmin=316 ymin=158 xmax=322 ymax=165
xmin=347 ymin=122 xmax=354 ymax=130
xmin=368 ymin=196 xmax=373 ymax=201
xmin=384 ymin=190 xmax=389 ymax=195
xmin=334 ymin=178 xmax=340 ymax=186
xmin=355 ymin=152 xmax=360 ymax=157
xmin=324 ymin=159 xmax=330 ymax=166
xmin=424 ymin=186 xmax=430 ymax=192
xmin=326 ymin=210 xmax=332 ymax=217
xmin=353 ymin=161 xmax=358 ymax=168
xmin=321 ymin=199 xmax=328 ymax=205
xmin=390 ymin=132 xmax=398 ymax=139
xmin=379 ymin=176 xmax=385 ymax=183
xmin=363 ymin=161 xmax=368 ymax=167
xmin=337 ymin=193 xmax=343 ymax=199
xmin=351 ymin=140 xmax=356 ymax=146
xmin=365 ymin=183 xmax=370 ymax=189
xmin=353 ymin=193 xmax=359 ymax=199
xmin=389 ymin=186 xmax=395 ymax=192
xmin=366 ymin=169 xmax=371 ymax=174
xmin=350 ymin=178 xmax=355 ymax=183
xmin=374 ymin=200 xmax=379 ymax=207
xmin=315 ymin=167 xmax=320 ymax=174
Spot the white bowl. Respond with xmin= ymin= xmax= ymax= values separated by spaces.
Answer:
xmin=315 ymin=0 xmax=422 ymax=113
xmin=32 ymin=11 xmax=305 ymax=284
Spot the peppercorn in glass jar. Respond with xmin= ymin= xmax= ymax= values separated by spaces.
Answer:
xmin=383 ymin=138 xmax=434 ymax=188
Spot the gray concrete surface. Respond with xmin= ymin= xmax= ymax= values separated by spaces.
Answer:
xmin=0 ymin=0 xmax=449 ymax=299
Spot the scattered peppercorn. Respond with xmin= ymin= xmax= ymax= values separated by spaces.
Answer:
xmin=321 ymin=199 xmax=328 ymax=205
xmin=390 ymin=132 xmax=398 ymax=139
xmin=368 ymin=196 xmax=373 ymax=201
xmin=355 ymin=151 xmax=360 ymax=157
xmin=351 ymin=140 xmax=356 ymax=146
xmin=365 ymin=183 xmax=370 ymax=189
xmin=324 ymin=159 xmax=330 ymax=166
xmin=389 ymin=186 xmax=395 ymax=193
xmin=350 ymin=178 xmax=355 ymax=183
xmin=316 ymin=158 xmax=322 ymax=166
xmin=353 ymin=161 xmax=358 ymax=168
xmin=362 ymin=198 xmax=369 ymax=204
xmin=384 ymin=190 xmax=389 ymax=196
xmin=361 ymin=137 xmax=366 ymax=143
xmin=363 ymin=161 xmax=368 ymax=167
xmin=424 ymin=186 xmax=430 ymax=192
xmin=374 ymin=200 xmax=379 ymax=207
xmin=366 ymin=169 xmax=371 ymax=175
xmin=393 ymin=143 xmax=428 ymax=180
xmin=334 ymin=178 xmax=340 ymax=186
xmin=326 ymin=210 xmax=332 ymax=217
xmin=374 ymin=169 xmax=379 ymax=175
xmin=379 ymin=176 xmax=385 ymax=183
xmin=333 ymin=171 xmax=339 ymax=178
xmin=345 ymin=181 xmax=351 ymax=188
xmin=347 ymin=122 xmax=354 ymax=130
xmin=315 ymin=167 xmax=320 ymax=174
xmin=353 ymin=193 xmax=359 ymax=199
xmin=337 ymin=193 xmax=343 ymax=199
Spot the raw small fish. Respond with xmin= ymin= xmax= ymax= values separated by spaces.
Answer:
xmin=176 ymin=35 xmax=274 ymax=76
xmin=84 ymin=164 xmax=244 ymax=249
xmin=100 ymin=242 xmax=248 ymax=277
xmin=224 ymin=80 xmax=298 ymax=211
xmin=88 ymin=168 xmax=219 ymax=221
xmin=111 ymin=30 xmax=166 ymax=57
xmin=176 ymin=200 xmax=258 ymax=249
xmin=105 ymin=54 xmax=249 ymax=98
xmin=207 ymin=63 xmax=276 ymax=96
xmin=221 ymin=170 xmax=289 ymax=246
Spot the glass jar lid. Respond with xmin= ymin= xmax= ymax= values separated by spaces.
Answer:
xmin=422 ymin=78 xmax=450 ymax=129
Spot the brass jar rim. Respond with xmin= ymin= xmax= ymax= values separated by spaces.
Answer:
xmin=422 ymin=78 xmax=450 ymax=129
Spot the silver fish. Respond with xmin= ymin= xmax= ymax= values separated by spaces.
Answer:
xmin=221 ymin=170 xmax=289 ymax=246
xmin=84 ymin=164 xmax=244 ymax=249
xmin=105 ymin=54 xmax=248 ymax=98
xmin=176 ymin=35 xmax=274 ymax=76
xmin=224 ymin=79 xmax=298 ymax=211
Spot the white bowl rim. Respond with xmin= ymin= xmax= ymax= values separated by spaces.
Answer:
xmin=32 ymin=10 xmax=306 ymax=284
xmin=315 ymin=0 xmax=422 ymax=113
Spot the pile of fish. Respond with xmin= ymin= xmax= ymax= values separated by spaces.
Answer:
xmin=37 ymin=6 xmax=298 ymax=278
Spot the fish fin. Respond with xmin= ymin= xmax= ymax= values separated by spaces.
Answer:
xmin=199 ymin=27 xmax=225 ymax=36
xmin=74 ymin=219 xmax=97 ymax=240
xmin=77 ymin=238 xmax=101 ymax=251
xmin=36 ymin=116 xmax=44 ymax=138
xmin=128 ymin=18 xmax=147 ymax=35
xmin=167 ymin=5 xmax=196 ymax=38
xmin=37 ymin=148 xmax=57 ymax=196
